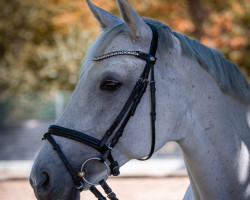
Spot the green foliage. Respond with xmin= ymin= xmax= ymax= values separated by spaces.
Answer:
xmin=0 ymin=0 xmax=96 ymax=101
xmin=0 ymin=0 xmax=55 ymax=99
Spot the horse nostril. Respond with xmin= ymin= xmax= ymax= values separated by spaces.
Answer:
xmin=29 ymin=170 xmax=52 ymax=197
xmin=40 ymin=172 xmax=50 ymax=190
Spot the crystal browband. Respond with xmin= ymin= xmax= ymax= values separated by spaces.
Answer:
xmin=93 ymin=50 xmax=156 ymax=63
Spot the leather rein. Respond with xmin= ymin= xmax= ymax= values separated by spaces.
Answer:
xmin=43 ymin=24 xmax=158 ymax=200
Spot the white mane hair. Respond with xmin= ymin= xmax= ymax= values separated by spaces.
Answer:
xmin=83 ymin=18 xmax=250 ymax=103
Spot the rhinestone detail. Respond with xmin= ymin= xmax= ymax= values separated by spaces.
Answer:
xmin=93 ymin=50 xmax=140 ymax=61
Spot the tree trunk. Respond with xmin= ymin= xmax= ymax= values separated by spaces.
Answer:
xmin=186 ymin=0 xmax=206 ymax=39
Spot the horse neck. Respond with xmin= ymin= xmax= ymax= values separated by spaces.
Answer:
xmin=163 ymin=43 xmax=250 ymax=199
xmin=180 ymin=100 xmax=249 ymax=200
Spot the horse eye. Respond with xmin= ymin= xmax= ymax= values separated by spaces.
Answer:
xmin=101 ymin=80 xmax=122 ymax=91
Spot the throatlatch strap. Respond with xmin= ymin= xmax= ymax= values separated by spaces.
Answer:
xmin=137 ymin=24 xmax=158 ymax=160
xmin=139 ymin=60 xmax=156 ymax=161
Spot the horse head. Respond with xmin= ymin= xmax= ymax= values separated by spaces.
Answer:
xmin=29 ymin=0 xmax=182 ymax=199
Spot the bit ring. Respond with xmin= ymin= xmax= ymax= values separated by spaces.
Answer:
xmin=80 ymin=157 xmax=110 ymax=185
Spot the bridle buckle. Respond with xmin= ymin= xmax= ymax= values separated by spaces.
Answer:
xmin=76 ymin=182 xmax=84 ymax=190
xmin=107 ymin=143 xmax=113 ymax=150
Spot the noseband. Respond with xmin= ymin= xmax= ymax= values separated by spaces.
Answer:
xmin=43 ymin=24 xmax=158 ymax=200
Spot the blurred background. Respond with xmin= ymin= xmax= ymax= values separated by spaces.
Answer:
xmin=0 ymin=0 xmax=249 ymax=199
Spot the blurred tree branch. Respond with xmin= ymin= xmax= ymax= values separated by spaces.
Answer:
xmin=186 ymin=0 xmax=206 ymax=39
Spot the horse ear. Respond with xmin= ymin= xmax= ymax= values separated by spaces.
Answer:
xmin=116 ymin=0 xmax=151 ymax=38
xmin=86 ymin=0 xmax=122 ymax=30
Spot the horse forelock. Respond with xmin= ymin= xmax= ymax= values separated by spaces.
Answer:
xmin=82 ymin=18 xmax=250 ymax=103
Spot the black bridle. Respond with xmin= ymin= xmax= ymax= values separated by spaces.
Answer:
xmin=43 ymin=24 xmax=158 ymax=200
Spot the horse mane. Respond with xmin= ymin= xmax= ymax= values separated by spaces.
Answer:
xmin=144 ymin=18 xmax=250 ymax=104
xmin=86 ymin=18 xmax=250 ymax=103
